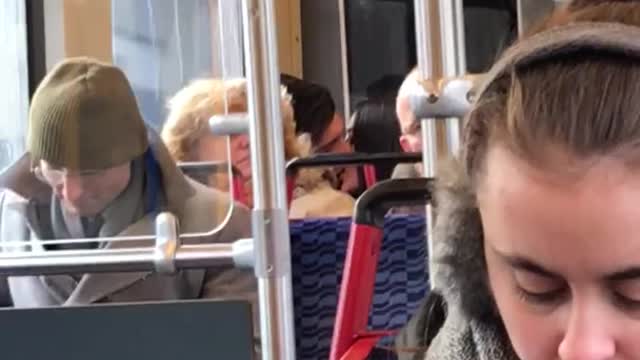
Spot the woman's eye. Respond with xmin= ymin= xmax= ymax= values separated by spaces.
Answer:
xmin=516 ymin=286 xmax=566 ymax=304
xmin=612 ymin=281 xmax=640 ymax=311
xmin=514 ymin=271 xmax=566 ymax=305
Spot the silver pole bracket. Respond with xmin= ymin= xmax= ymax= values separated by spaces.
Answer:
xmin=209 ymin=113 xmax=250 ymax=136
xmin=252 ymin=209 xmax=289 ymax=278
xmin=408 ymin=76 xmax=477 ymax=120
xmin=154 ymin=212 xmax=180 ymax=274
xmin=232 ymin=238 xmax=255 ymax=269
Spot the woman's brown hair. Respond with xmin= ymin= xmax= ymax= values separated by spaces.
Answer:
xmin=529 ymin=1 xmax=640 ymax=35
xmin=465 ymin=24 xmax=640 ymax=188
xmin=465 ymin=53 xmax=640 ymax=186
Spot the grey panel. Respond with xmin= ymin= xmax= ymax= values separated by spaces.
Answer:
xmin=301 ymin=0 xmax=345 ymax=114
xmin=0 ymin=300 xmax=254 ymax=360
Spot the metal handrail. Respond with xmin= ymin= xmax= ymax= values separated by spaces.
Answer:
xmin=0 ymin=244 xmax=234 ymax=276
xmin=0 ymin=199 xmax=236 ymax=249
xmin=285 ymin=152 xmax=422 ymax=174
xmin=414 ymin=0 xmax=467 ymax=291
xmin=177 ymin=160 xmax=242 ymax=177
xmin=0 ymin=212 xmax=255 ymax=277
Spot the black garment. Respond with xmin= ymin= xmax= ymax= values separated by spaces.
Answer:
xmin=394 ymin=291 xmax=447 ymax=360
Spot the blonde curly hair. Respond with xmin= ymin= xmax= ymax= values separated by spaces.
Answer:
xmin=161 ymin=78 xmax=302 ymax=162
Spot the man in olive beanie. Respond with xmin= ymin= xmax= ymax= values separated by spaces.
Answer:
xmin=0 ymin=58 xmax=256 ymax=318
xmin=27 ymin=57 xmax=150 ymax=218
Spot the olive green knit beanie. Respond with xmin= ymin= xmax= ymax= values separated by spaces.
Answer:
xmin=28 ymin=57 xmax=149 ymax=170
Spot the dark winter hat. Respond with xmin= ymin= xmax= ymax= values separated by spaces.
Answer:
xmin=28 ymin=57 xmax=148 ymax=170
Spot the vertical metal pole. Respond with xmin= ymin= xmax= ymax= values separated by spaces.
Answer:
xmin=414 ymin=0 xmax=442 ymax=176
xmin=414 ymin=0 xmax=466 ymax=159
xmin=337 ymin=0 xmax=351 ymax=121
xmin=414 ymin=0 xmax=466 ymax=289
xmin=241 ymin=1 xmax=296 ymax=359
xmin=414 ymin=0 xmax=442 ymax=289
xmin=439 ymin=0 xmax=466 ymax=155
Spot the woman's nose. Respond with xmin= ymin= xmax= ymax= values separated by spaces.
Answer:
xmin=557 ymin=302 xmax=616 ymax=360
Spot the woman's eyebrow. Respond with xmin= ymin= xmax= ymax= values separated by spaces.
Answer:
xmin=495 ymin=249 xmax=562 ymax=279
xmin=606 ymin=267 xmax=640 ymax=282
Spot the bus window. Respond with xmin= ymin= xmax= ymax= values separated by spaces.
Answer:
xmin=0 ymin=0 xmax=29 ymax=172
xmin=0 ymin=0 xmax=252 ymax=311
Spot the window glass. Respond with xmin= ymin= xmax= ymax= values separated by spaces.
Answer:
xmin=112 ymin=0 xmax=244 ymax=130
xmin=112 ymin=0 xmax=217 ymax=131
xmin=0 ymin=0 xmax=244 ymax=247
xmin=344 ymin=0 xmax=518 ymax=108
xmin=0 ymin=0 xmax=29 ymax=172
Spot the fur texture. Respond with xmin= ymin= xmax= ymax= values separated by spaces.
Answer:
xmin=423 ymin=158 xmax=517 ymax=359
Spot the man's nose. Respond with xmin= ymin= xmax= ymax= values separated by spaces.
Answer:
xmin=62 ymin=176 xmax=85 ymax=202
xmin=334 ymin=139 xmax=352 ymax=154
xmin=231 ymin=134 xmax=249 ymax=149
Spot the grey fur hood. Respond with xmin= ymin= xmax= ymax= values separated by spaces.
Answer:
xmin=423 ymin=159 xmax=517 ymax=360
xmin=394 ymin=158 xmax=517 ymax=360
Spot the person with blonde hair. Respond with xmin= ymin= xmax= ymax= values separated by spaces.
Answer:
xmin=161 ymin=78 xmax=355 ymax=218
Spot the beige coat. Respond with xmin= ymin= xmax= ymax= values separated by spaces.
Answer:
xmin=0 ymin=137 xmax=256 ymax=311
xmin=289 ymin=168 xmax=355 ymax=219
xmin=392 ymin=163 xmax=422 ymax=180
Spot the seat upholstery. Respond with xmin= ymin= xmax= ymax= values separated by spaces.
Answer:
xmin=290 ymin=215 xmax=429 ymax=360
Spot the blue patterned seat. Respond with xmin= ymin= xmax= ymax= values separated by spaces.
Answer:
xmin=290 ymin=214 xmax=429 ymax=360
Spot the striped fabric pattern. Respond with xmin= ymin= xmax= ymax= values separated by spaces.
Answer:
xmin=290 ymin=215 xmax=429 ymax=360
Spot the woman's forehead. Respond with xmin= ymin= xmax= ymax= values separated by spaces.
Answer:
xmin=479 ymin=145 xmax=640 ymax=277
xmin=479 ymin=144 xmax=640 ymax=194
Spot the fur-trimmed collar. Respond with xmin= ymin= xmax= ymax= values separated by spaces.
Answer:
xmin=424 ymin=159 xmax=517 ymax=359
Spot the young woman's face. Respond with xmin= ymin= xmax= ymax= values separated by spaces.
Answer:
xmin=478 ymin=145 xmax=640 ymax=360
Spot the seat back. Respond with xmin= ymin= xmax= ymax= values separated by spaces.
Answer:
xmin=285 ymin=152 xmax=422 ymax=207
xmin=290 ymin=215 xmax=428 ymax=360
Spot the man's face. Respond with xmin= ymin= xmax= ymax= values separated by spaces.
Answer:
xmin=36 ymin=160 xmax=131 ymax=217
xmin=314 ymin=113 xmax=359 ymax=193
xmin=314 ymin=112 xmax=351 ymax=154
xmin=396 ymin=96 xmax=422 ymax=153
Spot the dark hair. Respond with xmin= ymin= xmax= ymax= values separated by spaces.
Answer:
xmin=349 ymin=100 xmax=403 ymax=181
xmin=365 ymin=75 xmax=404 ymax=103
xmin=280 ymin=74 xmax=336 ymax=145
